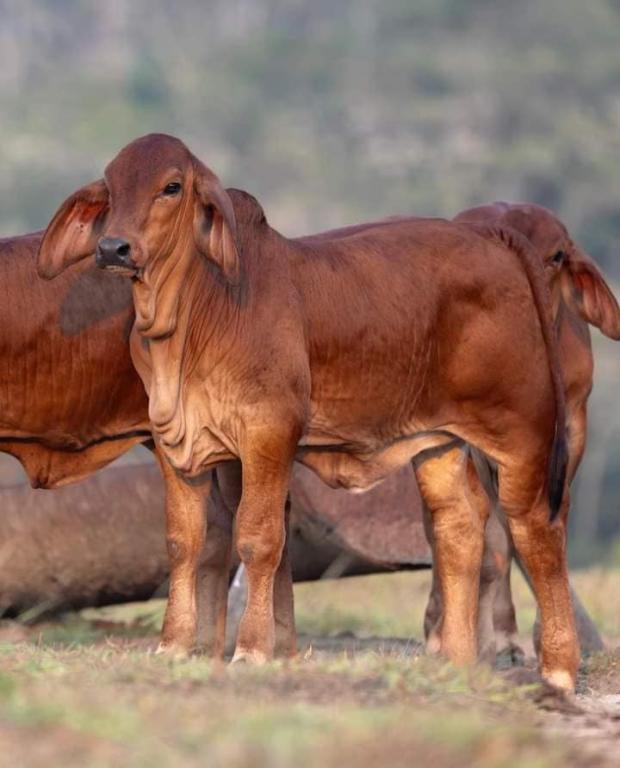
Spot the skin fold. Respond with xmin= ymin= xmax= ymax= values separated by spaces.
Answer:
xmin=38 ymin=133 xmax=580 ymax=690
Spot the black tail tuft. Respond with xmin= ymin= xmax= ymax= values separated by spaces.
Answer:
xmin=548 ymin=424 xmax=568 ymax=521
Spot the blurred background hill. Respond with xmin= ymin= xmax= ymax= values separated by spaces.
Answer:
xmin=0 ymin=0 xmax=618 ymax=564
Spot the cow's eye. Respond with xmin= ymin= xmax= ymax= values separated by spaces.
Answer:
xmin=551 ymin=250 xmax=566 ymax=264
xmin=162 ymin=182 xmax=182 ymax=196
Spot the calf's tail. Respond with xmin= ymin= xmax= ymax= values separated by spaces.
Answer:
xmin=475 ymin=224 xmax=568 ymax=520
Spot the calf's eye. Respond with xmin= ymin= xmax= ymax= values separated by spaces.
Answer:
xmin=551 ymin=250 xmax=566 ymax=264
xmin=162 ymin=182 xmax=182 ymax=196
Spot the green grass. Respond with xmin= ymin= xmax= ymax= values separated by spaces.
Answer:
xmin=0 ymin=645 xmax=566 ymax=768
xmin=1 ymin=567 xmax=618 ymax=767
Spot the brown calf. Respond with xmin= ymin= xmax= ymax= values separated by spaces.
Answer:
xmin=38 ymin=134 xmax=577 ymax=689
xmin=442 ymin=202 xmax=618 ymax=656
xmin=304 ymin=205 xmax=618 ymax=661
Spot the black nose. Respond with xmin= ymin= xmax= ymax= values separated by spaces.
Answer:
xmin=96 ymin=237 xmax=135 ymax=269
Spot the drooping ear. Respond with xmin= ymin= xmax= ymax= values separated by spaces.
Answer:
xmin=561 ymin=250 xmax=620 ymax=339
xmin=192 ymin=159 xmax=240 ymax=285
xmin=37 ymin=179 xmax=109 ymax=279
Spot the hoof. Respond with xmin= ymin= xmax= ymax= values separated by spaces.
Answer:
xmin=425 ymin=634 xmax=442 ymax=655
xmin=231 ymin=648 xmax=269 ymax=666
xmin=495 ymin=643 xmax=525 ymax=669
xmin=194 ymin=644 xmax=225 ymax=660
xmin=542 ymin=669 xmax=576 ymax=693
xmin=155 ymin=641 xmax=192 ymax=659
xmin=274 ymin=642 xmax=298 ymax=660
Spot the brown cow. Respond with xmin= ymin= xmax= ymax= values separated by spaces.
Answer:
xmin=0 ymin=232 xmax=150 ymax=486
xmin=429 ymin=202 xmax=619 ymax=657
xmin=38 ymin=134 xmax=578 ymax=690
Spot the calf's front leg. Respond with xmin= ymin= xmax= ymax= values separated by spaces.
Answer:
xmin=198 ymin=463 xmax=297 ymax=660
xmin=156 ymin=447 xmax=209 ymax=655
xmin=232 ymin=426 xmax=298 ymax=665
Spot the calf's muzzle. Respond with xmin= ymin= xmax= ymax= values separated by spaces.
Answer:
xmin=96 ymin=237 xmax=136 ymax=271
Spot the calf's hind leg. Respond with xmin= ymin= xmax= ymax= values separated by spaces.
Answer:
xmin=273 ymin=501 xmax=297 ymax=658
xmin=415 ymin=444 xmax=489 ymax=666
xmin=422 ymin=459 xmax=512 ymax=665
xmin=498 ymin=460 xmax=579 ymax=691
xmin=195 ymin=477 xmax=233 ymax=658
xmin=421 ymin=504 xmax=443 ymax=654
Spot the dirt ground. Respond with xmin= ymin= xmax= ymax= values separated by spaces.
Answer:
xmin=0 ymin=569 xmax=618 ymax=768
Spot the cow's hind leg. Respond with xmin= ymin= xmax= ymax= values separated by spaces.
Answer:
xmin=492 ymin=561 xmax=524 ymax=664
xmin=477 ymin=511 xmax=506 ymax=664
xmin=274 ymin=501 xmax=297 ymax=658
xmin=464 ymin=457 xmax=497 ymax=663
xmin=421 ymin=504 xmax=443 ymax=654
xmin=415 ymin=444 xmax=488 ymax=666
xmin=195 ymin=478 xmax=233 ymax=658
xmin=498 ymin=460 xmax=579 ymax=691
xmin=422 ymin=456 xmax=509 ymax=665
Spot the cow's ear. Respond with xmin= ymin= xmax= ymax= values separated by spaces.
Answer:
xmin=37 ymin=179 xmax=109 ymax=279
xmin=192 ymin=159 xmax=240 ymax=285
xmin=561 ymin=250 xmax=620 ymax=339
xmin=500 ymin=207 xmax=539 ymax=243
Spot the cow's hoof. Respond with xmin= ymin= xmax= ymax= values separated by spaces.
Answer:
xmin=542 ymin=669 xmax=576 ymax=693
xmin=496 ymin=642 xmax=525 ymax=669
xmin=230 ymin=648 xmax=269 ymax=666
xmin=194 ymin=644 xmax=224 ymax=660
xmin=425 ymin=634 xmax=441 ymax=655
xmin=155 ymin=641 xmax=192 ymax=659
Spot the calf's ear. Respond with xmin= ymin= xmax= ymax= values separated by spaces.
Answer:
xmin=562 ymin=250 xmax=620 ymax=339
xmin=192 ymin=159 xmax=240 ymax=285
xmin=37 ymin=179 xmax=109 ymax=279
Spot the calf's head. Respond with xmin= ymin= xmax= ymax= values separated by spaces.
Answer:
xmin=37 ymin=133 xmax=240 ymax=285
xmin=456 ymin=202 xmax=620 ymax=340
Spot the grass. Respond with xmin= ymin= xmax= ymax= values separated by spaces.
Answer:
xmin=1 ymin=567 xmax=619 ymax=767
xmin=294 ymin=566 xmax=620 ymax=642
xmin=0 ymin=646 xmax=565 ymax=768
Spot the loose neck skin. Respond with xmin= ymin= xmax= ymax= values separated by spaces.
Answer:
xmin=130 ymin=230 xmax=251 ymax=454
